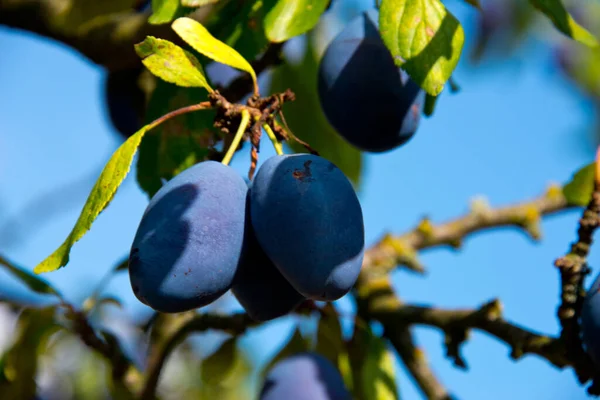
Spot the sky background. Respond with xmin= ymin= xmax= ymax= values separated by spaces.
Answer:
xmin=0 ymin=0 xmax=599 ymax=399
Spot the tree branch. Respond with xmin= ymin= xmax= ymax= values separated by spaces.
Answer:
xmin=362 ymin=186 xmax=572 ymax=275
xmin=0 ymin=0 xmax=212 ymax=70
xmin=139 ymin=312 xmax=257 ymax=400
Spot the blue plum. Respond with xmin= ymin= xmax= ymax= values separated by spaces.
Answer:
xmin=317 ymin=9 xmax=425 ymax=153
xmin=232 ymin=193 xmax=306 ymax=321
xmin=250 ymin=154 xmax=364 ymax=301
xmin=581 ymin=272 xmax=600 ymax=364
xmin=128 ymin=161 xmax=248 ymax=313
xmin=104 ymin=68 xmax=146 ymax=140
xmin=259 ymin=352 xmax=351 ymax=400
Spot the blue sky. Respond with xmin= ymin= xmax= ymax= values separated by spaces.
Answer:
xmin=0 ymin=1 xmax=598 ymax=399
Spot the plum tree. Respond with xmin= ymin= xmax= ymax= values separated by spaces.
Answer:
xmin=259 ymin=352 xmax=352 ymax=400
xmin=128 ymin=161 xmax=248 ymax=313
xmin=317 ymin=9 xmax=425 ymax=153
xmin=250 ymin=154 xmax=364 ymax=301
xmin=232 ymin=193 xmax=306 ymax=322
xmin=581 ymin=272 xmax=600 ymax=365
xmin=103 ymin=68 xmax=146 ymax=140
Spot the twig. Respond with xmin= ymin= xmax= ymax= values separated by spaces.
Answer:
xmin=362 ymin=186 xmax=572 ymax=275
xmin=138 ymin=312 xmax=257 ymax=400
xmin=554 ymin=181 xmax=600 ymax=386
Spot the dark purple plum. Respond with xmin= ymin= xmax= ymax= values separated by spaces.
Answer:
xmin=104 ymin=68 xmax=146 ymax=140
xmin=128 ymin=161 xmax=247 ymax=313
xmin=259 ymin=352 xmax=351 ymax=400
xmin=317 ymin=9 xmax=424 ymax=153
xmin=581 ymin=272 xmax=600 ymax=365
xmin=232 ymin=193 xmax=306 ymax=321
xmin=250 ymin=154 xmax=364 ymax=301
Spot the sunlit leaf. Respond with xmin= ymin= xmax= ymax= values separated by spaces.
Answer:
xmin=182 ymin=0 xmax=221 ymax=6
xmin=149 ymin=0 xmax=181 ymax=25
xmin=379 ymin=0 xmax=465 ymax=95
xmin=34 ymin=125 xmax=155 ymax=273
xmin=348 ymin=324 xmax=399 ymax=400
xmin=0 ymin=255 xmax=61 ymax=297
xmin=264 ymin=0 xmax=328 ymax=42
xmin=563 ymin=162 xmax=596 ymax=206
xmin=172 ymin=17 xmax=258 ymax=87
xmin=135 ymin=37 xmax=213 ymax=91
xmin=530 ymin=0 xmax=598 ymax=47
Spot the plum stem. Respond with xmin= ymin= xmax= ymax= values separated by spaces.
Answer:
xmin=263 ymin=123 xmax=284 ymax=155
xmin=221 ymin=109 xmax=251 ymax=166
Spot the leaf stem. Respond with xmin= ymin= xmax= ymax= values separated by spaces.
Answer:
xmin=146 ymin=101 xmax=212 ymax=131
xmin=263 ymin=123 xmax=283 ymax=155
xmin=221 ymin=109 xmax=251 ymax=166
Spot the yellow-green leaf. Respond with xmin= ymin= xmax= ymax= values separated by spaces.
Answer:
xmin=315 ymin=304 xmax=344 ymax=366
xmin=149 ymin=0 xmax=180 ymax=25
xmin=34 ymin=127 xmax=152 ymax=274
xmin=563 ymin=162 xmax=596 ymax=206
xmin=0 ymin=255 xmax=62 ymax=297
xmin=264 ymin=0 xmax=328 ymax=43
xmin=172 ymin=17 xmax=257 ymax=88
xmin=361 ymin=336 xmax=399 ymax=400
xmin=530 ymin=0 xmax=598 ymax=48
xmin=135 ymin=37 xmax=213 ymax=91
xmin=379 ymin=0 xmax=465 ymax=96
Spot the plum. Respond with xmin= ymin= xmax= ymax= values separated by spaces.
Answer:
xmin=128 ymin=161 xmax=247 ymax=313
xmin=250 ymin=154 xmax=364 ymax=301
xmin=317 ymin=9 xmax=425 ymax=153
xmin=232 ymin=192 xmax=306 ymax=321
xmin=259 ymin=352 xmax=351 ymax=400
xmin=104 ymin=68 xmax=146 ymax=140
xmin=581 ymin=271 xmax=600 ymax=365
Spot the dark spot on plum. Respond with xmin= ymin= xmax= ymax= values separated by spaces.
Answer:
xmin=292 ymin=160 xmax=314 ymax=182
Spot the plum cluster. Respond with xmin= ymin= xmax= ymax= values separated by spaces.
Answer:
xmin=318 ymin=9 xmax=425 ymax=153
xmin=259 ymin=352 xmax=352 ymax=400
xmin=581 ymin=272 xmax=600 ymax=365
xmin=128 ymin=154 xmax=365 ymax=320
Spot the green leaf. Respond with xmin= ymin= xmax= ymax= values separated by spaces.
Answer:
xmin=563 ymin=162 xmax=596 ymax=206
xmin=361 ymin=337 xmax=399 ymax=400
xmin=0 ymin=255 xmax=62 ymax=297
xmin=203 ymin=0 xmax=276 ymax=62
xmin=315 ymin=304 xmax=344 ymax=366
xmin=0 ymin=307 xmax=61 ymax=399
xmin=264 ymin=0 xmax=328 ymax=43
xmin=34 ymin=126 xmax=154 ymax=274
xmin=172 ymin=17 xmax=258 ymax=87
xmin=149 ymin=0 xmax=181 ymax=25
xmin=379 ymin=0 xmax=465 ymax=96
xmin=529 ymin=0 xmax=598 ymax=48
xmin=348 ymin=325 xmax=399 ymax=400
xmin=135 ymin=37 xmax=213 ymax=91
xmin=269 ymin=34 xmax=363 ymax=186
xmin=137 ymin=80 xmax=216 ymax=198
xmin=201 ymin=338 xmax=239 ymax=385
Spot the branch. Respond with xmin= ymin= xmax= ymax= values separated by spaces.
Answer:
xmin=373 ymin=300 xmax=569 ymax=370
xmin=554 ymin=181 xmax=600 ymax=387
xmin=139 ymin=312 xmax=257 ymax=400
xmin=362 ymin=186 xmax=572 ymax=274
xmin=0 ymin=0 xmax=213 ymax=70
